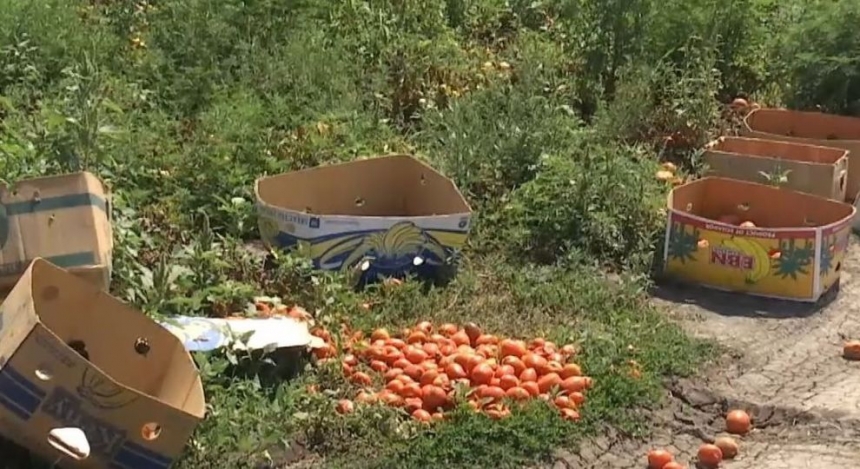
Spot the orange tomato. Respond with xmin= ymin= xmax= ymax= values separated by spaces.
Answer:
xmin=476 ymin=334 xmax=499 ymax=346
xmin=502 ymin=356 xmax=527 ymax=375
xmin=403 ymin=364 xmax=424 ymax=381
xmin=499 ymin=339 xmax=528 ymax=358
xmin=559 ymin=408 xmax=580 ymax=421
xmin=342 ymin=354 xmax=358 ymax=367
xmin=546 ymin=361 xmax=564 ymax=375
xmin=480 ymin=386 xmax=506 ymax=402
xmin=355 ymin=391 xmax=376 ymax=404
xmin=438 ymin=323 xmax=458 ymax=336
xmin=404 ymin=397 xmax=423 ymax=413
xmin=386 ymin=380 xmax=405 ymax=394
xmin=407 ymin=331 xmax=428 ymax=344
xmin=470 ymin=363 xmax=494 ymax=385
xmin=412 ymin=408 xmax=432 ymax=423
xmin=647 ymin=449 xmax=674 ymax=469
xmin=415 ymin=321 xmax=433 ymax=334
xmin=523 ymin=353 xmax=548 ymax=374
xmin=421 ymin=385 xmax=449 ymax=411
xmin=371 ymin=328 xmax=390 ymax=341
xmin=445 ymin=363 xmax=468 ymax=380
xmin=451 ymin=330 xmax=471 ymax=347
xmin=498 ymin=374 xmax=519 ymax=391
xmin=420 ymin=369 xmax=440 ymax=386
xmin=422 ymin=342 xmax=440 ymax=357
xmin=537 ymin=373 xmax=562 ymax=393
xmin=350 ymin=372 xmax=373 ymax=386
xmin=405 ymin=347 xmax=429 ymax=364
xmin=401 ymin=382 xmax=423 ymax=399
xmin=697 ymin=444 xmax=723 ymax=467
xmin=335 ymin=399 xmax=355 ymax=414
xmin=378 ymin=390 xmax=403 ymax=407
xmin=568 ymin=391 xmax=585 ymax=406
xmin=431 ymin=412 xmax=445 ymax=422
xmin=506 ymin=386 xmax=530 ymax=401
xmin=519 ymin=368 xmax=538 ymax=382
xmin=495 ymin=364 xmax=515 ymax=378
xmin=560 ymin=363 xmax=582 ymax=379
xmin=521 ymin=381 xmax=540 ymax=397
xmin=384 ymin=368 xmax=403 ymax=382
xmin=388 ymin=338 xmax=406 ymax=349
xmin=560 ymin=376 xmax=589 ymax=394
xmin=725 ymin=409 xmax=751 ymax=435
xmin=393 ymin=358 xmax=412 ymax=370
xmin=370 ymin=360 xmax=388 ymax=373
xmin=554 ymin=395 xmax=574 ymax=410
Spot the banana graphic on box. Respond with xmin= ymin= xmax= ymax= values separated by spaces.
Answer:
xmin=720 ymin=237 xmax=772 ymax=284
xmin=319 ymin=221 xmax=448 ymax=271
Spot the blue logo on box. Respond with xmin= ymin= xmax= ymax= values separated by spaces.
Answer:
xmin=309 ymin=217 xmax=320 ymax=229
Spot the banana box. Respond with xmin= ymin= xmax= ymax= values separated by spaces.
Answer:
xmin=742 ymin=108 xmax=860 ymax=203
xmin=0 ymin=259 xmax=205 ymax=468
xmin=254 ymin=155 xmax=473 ymax=283
xmin=664 ymin=177 xmax=855 ymax=302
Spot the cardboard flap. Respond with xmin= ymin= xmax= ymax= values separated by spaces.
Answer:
xmin=26 ymin=259 xmax=205 ymax=419
xmin=707 ymin=136 xmax=849 ymax=164
xmin=744 ymin=109 xmax=860 ymax=141
xmin=255 ymin=154 xmax=471 ymax=218
xmin=669 ymin=177 xmax=856 ymax=228
xmin=0 ymin=264 xmax=39 ymax=364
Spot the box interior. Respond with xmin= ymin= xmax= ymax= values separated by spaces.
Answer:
xmin=746 ymin=109 xmax=860 ymax=141
xmin=671 ymin=177 xmax=854 ymax=228
xmin=256 ymin=155 xmax=470 ymax=217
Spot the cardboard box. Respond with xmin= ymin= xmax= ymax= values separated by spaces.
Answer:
xmin=0 ymin=172 xmax=112 ymax=292
xmin=255 ymin=155 xmax=472 ymax=281
xmin=0 ymin=259 xmax=205 ymax=467
xmin=703 ymin=136 xmax=849 ymax=201
xmin=663 ymin=177 xmax=855 ymax=302
xmin=742 ymin=108 xmax=860 ymax=201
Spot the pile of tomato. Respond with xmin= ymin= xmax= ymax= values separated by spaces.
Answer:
xmin=310 ymin=321 xmax=592 ymax=423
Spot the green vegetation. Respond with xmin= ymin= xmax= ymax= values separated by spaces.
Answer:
xmin=0 ymin=0 xmax=855 ymax=467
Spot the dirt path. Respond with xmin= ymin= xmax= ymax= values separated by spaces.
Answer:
xmin=549 ymin=241 xmax=860 ymax=468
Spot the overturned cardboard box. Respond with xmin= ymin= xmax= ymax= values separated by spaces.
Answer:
xmin=0 ymin=259 xmax=205 ymax=468
xmin=663 ymin=177 xmax=855 ymax=302
xmin=742 ymin=108 xmax=860 ymax=202
xmin=703 ymin=136 xmax=849 ymax=201
xmin=255 ymin=155 xmax=473 ymax=282
xmin=0 ymin=172 xmax=112 ymax=292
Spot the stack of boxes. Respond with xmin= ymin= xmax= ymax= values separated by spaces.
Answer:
xmin=663 ymin=109 xmax=860 ymax=302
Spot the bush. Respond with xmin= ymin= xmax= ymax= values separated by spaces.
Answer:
xmin=504 ymin=138 xmax=666 ymax=273
xmin=779 ymin=1 xmax=860 ymax=115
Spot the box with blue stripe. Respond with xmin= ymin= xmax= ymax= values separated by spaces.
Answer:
xmin=255 ymin=154 xmax=473 ymax=283
xmin=0 ymin=259 xmax=205 ymax=467
xmin=0 ymin=172 xmax=113 ymax=292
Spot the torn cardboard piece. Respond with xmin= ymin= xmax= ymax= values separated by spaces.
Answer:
xmin=663 ymin=177 xmax=855 ymax=302
xmin=159 ymin=315 xmax=325 ymax=353
xmin=0 ymin=259 xmax=205 ymax=468
xmin=255 ymin=155 xmax=473 ymax=282
xmin=703 ymin=136 xmax=849 ymax=201
xmin=0 ymin=172 xmax=112 ymax=292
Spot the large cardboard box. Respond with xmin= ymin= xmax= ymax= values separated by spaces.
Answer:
xmin=703 ymin=136 xmax=849 ymax=201
xmin=0 ymin=259 xmax=205 ymax=467
xmin=255 ymin=155 xmax=472 ymax=281
xmin=663 ymin=177 xmax=855 ymax=302
xmin=0 ymin=172 xmax=112 ymax=292
xmin=742 ymin=108 xmax=860 ymax=201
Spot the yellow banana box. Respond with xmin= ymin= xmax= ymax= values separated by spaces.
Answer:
xmin=664 ymin=177 xmax=855 ymax=302
xmin=255 ymin=155 xmax=472 ymax=284
xmin=0 ymin=259 xmax=205 ymax=468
